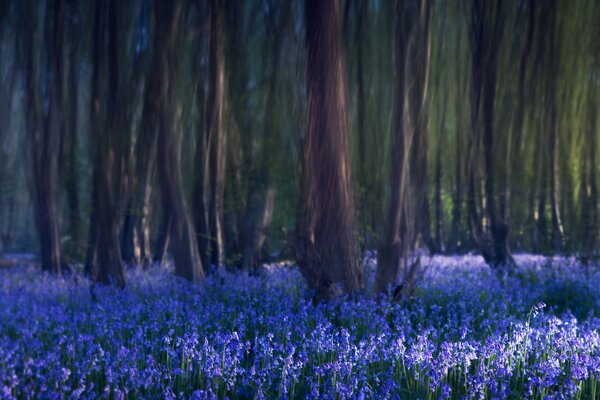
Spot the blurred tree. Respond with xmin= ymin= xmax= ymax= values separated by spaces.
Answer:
xmin=155 ymin=0 xmax=205 ymax=283
xmin=376 ymin=0 xmax=424 ymax=296
xmin=467 ymin=0 xmax=516 ymax=271
xmin=296 ymin=0 xmax=362 ymax=301
xmin=240 ymin=0 xmax=291 ymax=271
xmin=193 ymin=0 xmax=226 ymax=269
xmin=409 ymin=0 xmax=434 ymax=253
xmin=21 ymin=0 xmax=66 ymax=273
xmin=86 ymin=0 xmax=128 ymax=286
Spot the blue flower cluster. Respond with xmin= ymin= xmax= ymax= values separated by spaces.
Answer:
xmin=0 ymin=255 xmax=599 ymax=399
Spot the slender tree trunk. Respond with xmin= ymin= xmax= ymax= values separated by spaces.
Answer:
xmin=355 ymin=0 xmax=368 ymax=245
xmin=207 ymin=0 xmax=226 ymax=268
xmin=375 ymin=0 xmax=416 ymax=295
xmin=120 ymin=4 xmax=153 ymax=267
xmin=63 ymin=0 xmax=83 ymax=262
xmin=240 ymin=0 xmax=291 ymax=271
xmin=194 ymin=0 xmax=226 ymax=269
xmin=449 ymin=32 xmax=464 ymax=253
xmin=545 ymin=1 xmax=565 ymax=250
xmin=296 ymin=0 xmax=362 ymax=301
xmin=506 ymin=0 xmax=534 ymax=226
xmin=154 ymin=0 xmax=204 ymax=283
xmin=468 ymin=0 xmax=515 ymax=271
xmin=409 ymin=0 xmax=434 ymax=252
xmin=434 ymin=100 xmax=446 ymax=252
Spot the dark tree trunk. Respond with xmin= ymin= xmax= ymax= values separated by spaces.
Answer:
xmin=468 ymin=0 xmax=515 ymax=271
xmin=87 ymin=0 xmax=126 ymax=286
xmin=296 ymin=0 xmax=362 ymax=301
xmin=355 ymin=0 xmax=368 ymax=245
xmin=22 ymin=0 xmax=65 ymax=274
xmin=63 ymin=0 xmax=83 ymax=262
xmin=120 ymin=2 xmax=154 ymax=267
xmin=154 ymin=0 xmax=204 ymax=283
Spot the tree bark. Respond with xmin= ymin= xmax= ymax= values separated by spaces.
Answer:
xmin=193 ymin=0 xmax=226 ymax=269
xmin=22 ymin=0 xmax=65 ymax=274
xmin=296 ymin=0 xmax=362 ymax=301
xmin=63 ymin=0 xmax=83 ymax=262
xmin=409 ymin=0 xmax=434 ymax=252
xmin=468 ymin=0 xmax=515 ymax=271
xmin=87 ymin=0 xmax=127 ymax=286
xmin=240 ymin=0 xmax=291 ymax=271
xmin=154 ymin=0 xmax=204 ymax=283
xmin=375 ymin=0 xmax=417 ymax=295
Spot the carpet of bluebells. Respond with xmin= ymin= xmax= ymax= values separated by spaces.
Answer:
xmin=1 ymin=254 xmax=600 ymax=399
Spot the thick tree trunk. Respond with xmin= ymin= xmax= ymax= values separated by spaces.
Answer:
xmin=296 ymin=0 xmax=362 ymax=301
xmin=154 ymin=0 xmax=204 ymax=283
xmin=87 ymin=0 xmax=126 ymax=286
xmin=22 ymin=0 xmax=65 ymax=274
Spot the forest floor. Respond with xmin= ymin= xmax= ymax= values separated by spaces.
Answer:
xmin=0 ymin=254 xmax=599 ymax=399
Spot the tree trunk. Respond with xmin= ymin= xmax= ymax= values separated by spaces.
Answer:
xmin=22 ymin=0 xmax=65 ymax=274
xmin=545 ymin=1 xmax=565 ymax=250
xmin=375 ymin=0 xmax=416 ymax=295
xmin=468 ymin=0 xmax=515 ymax=271
xmin=120 ymin=2 xmax=154 ymax=267
xmin=409 ymin=0 xmax=434 ymax=252
xmin=87 ymin=0 xmax=126 ymax=286
xmin=355 ymin=0 xmax=368 ymax=246
xmin=154 ymin=0 xmax=204 ymax=283
xmin=63 ymin=0 xmax=83 ymax=262
xmin=449 ymin=31 xmax=465 ymax=253
xmin=296 ymin=0 xmax=362 ymax=301
xmin=194 ymin=0 xmax=226 ymax=269
xmin=240 ymin=0 xmax=291 ymax=271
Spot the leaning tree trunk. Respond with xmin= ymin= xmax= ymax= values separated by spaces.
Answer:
xmin=22 ymin=0 xmax=65 ymax=274
xmin=375 ymin=0 xmax=417 ymax=296
xmin=154 ymin=0 xmax=204 ymax=283
xmin=296 ymin=0 xmax=362 ymax=301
